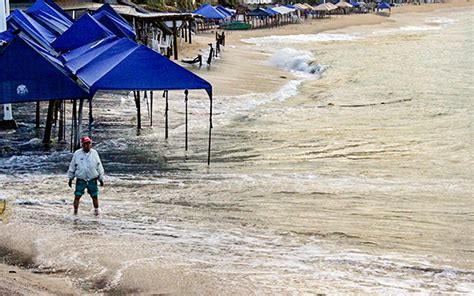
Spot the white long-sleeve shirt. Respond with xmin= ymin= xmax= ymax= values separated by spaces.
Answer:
xmin=67 ymin=148 xmax=105 ymax=181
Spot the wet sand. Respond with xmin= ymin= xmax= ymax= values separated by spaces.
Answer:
xmin=1 ymin=0 xmax=472 ymax=293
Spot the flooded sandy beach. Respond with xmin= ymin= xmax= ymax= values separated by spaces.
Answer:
xmin=1 ymin=2 xmax=473 ymax=294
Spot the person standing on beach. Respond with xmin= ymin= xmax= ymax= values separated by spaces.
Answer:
xmin=67 ymin=136 xmax=105 ymax=215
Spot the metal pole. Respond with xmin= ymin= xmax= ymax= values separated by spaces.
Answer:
xmin=184 ymin=90 xmax=188 ymax=151
xmin=77 ymin=98 xmax=84 ymax=149
xmin=72 ymin=99 xmax=77 ymax=151
xmin=88 ymin=98 xmax=93 ymax=136
xmin=58 ymin=100 xmax=64 ymax=142
xmin=35 ymin=101 xmax=40 ymax=128
xmin=164 ymin=90 xmax=168 ymax=139
xmin=208 ymin=94 xmax=213 ymax=165
xmin=150 ymin=91 xmax=153 ymax=127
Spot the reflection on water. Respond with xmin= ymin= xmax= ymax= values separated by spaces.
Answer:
xmin=0 ymin=8 xmax=473 ymax=294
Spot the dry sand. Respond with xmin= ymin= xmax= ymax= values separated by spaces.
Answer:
xmin=1 ymin=0 xmax=471 ymax=294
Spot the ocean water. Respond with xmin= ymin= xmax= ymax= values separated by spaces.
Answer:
xmin=1 ymin=8 xmax=473 ymax=294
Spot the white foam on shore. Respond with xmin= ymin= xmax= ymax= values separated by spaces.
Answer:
xmin=424 ymin=17 xmax=457 ymax=25
xmin=400 ymin=25 xmax=442 ymax=32
xmin=242 ymin=33 xmax=360 ymax=45
xmin=268 ymin=48 xmax=328 ymax=77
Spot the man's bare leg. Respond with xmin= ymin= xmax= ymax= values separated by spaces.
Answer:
xmin=92 ymin=197 xmax=99 ymax=215
xmin=73 ymin=196 xmax=81 ymax=215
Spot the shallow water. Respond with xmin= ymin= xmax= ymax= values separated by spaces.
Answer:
xmin=1 ymin=8 xmax=473 ymax=294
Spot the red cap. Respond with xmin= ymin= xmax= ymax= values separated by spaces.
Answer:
xmin=81 ymin=136 xmax=92 ymax=143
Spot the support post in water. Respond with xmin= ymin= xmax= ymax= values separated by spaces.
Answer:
xmin=208 ymin=94 xmax=213 ymax=165
xmin=184 ymin=90 xmax=188 ymax=151
xmin=150 ymin=91 xmax=153 ymax=127
xmin=35 ymin=101 xmax=40 ymax=128
xmin=76 ymin=98 xmax=84 ymax=149
xmin=88 ymin=98 xmax=93 ymax=137
xmin=43 ymin=100 xmax=56 ymax=144
xmin=134 ymin=91 xmax=141 ymax=130
xmin=164 ymin=90 xmax=169 ymax=139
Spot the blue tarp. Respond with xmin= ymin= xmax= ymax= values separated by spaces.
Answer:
xmin=194 ymin=4 xmax=227 ymax=20
xmin=2 ymin=0 xmax=212 ymax=100
xmin=93 ymin=3 xmax=130 ymax=26
xmin=216 ymin=5 xmax=233 ymax=17
xmin=62 ymin=36 xmax=119 ymax=65
xmin=0 ymin=29 xmax=15 ymax=43
xmin=92 ymin=10 xmax=136 ymax=39
xmin=71 ymin=38 xmax=212 ymax=96
xmin=0 ymin=35 xmax=88 ymax=104
xmin=377 ymin=2 xmax=391 ymax=9
xmin=7 ymin=9 xmax=57 ymax=49
xmin=248 ymin=8 xmax=272 ymax=17
xmin=52 ymin=14 xmax=114 ymax=52
xmin=264 ymin=8 xmax=279 ymax=16
xmin=66 ymin=38 xmax=133 ymax=75
xmin=26 ymin=0 xmax=73 ymax=35
xmin=350 ymin=0 xmax=360 ymax=7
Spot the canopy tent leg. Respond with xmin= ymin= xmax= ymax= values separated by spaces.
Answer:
xmin=35 ymin=101 xmax=40 ymax=129
xmin=184 ymin=90 xmax=188 ymax=151
xmin=164 ymin=90 xmax=169 ymax=139
xmin=88 ymin=98 xmax=93 ymax=137
xmin=62 ymin=100 xmax=66 ymax=143
xmin=58 ymin=100 xmax=65 ymax=143
xmin=71 ymin=99 xmax=76 ymax=151
xmin=53 ymin=99 xmax=59 ymax=127
xmin=150 ymin=91 xmax=153 ymax=127
xmin=208 ymin=95 xmax=213 ymax=165
xmin=145 ymin=91 xmax=150 ymax=119
xmin=76 ymin=98 xmax=84 ymax=150
xmin=43 ymin=100 xmax=56 ymax=145
xmin=134 ymin=91 xmax=142 ymax=130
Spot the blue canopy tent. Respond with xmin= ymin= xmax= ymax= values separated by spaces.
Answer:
xmin=247 ymin=8 xmax=272 ymax=17
xmin=1 ymin=0 xmax=215 ymax=163
xmin=377 ymin=2 xmax=391 ymax=9
xmin=215 ymin=5 xmax=233 ymax=18
xmin=66 ymin=38 xmax=213 ymax=163
xmin=7 ymin=9 xmax=57 ymax=52
xmin=92 ymin=10 xmax=136 ymax=40
xmin=0 ymin=35 xmax=88 ymax=104
xmin=26 ymin=0 xmax=73 ymax=35
xmin=62 ymin=36 xmax=120 ymax=69
xmin=75 ymin=41 xmax=212 ymax=96
xmin=93 ymin=3 xmax=130 ymax=26
xmin=350 ymin=0 xmax=361 ymax=7
xmin=264 ymin=8 xmax=279 ymax=16
xmin=52 ymin=14 xmax=115 ymax=52
xmin=193 ymin=4 xmax=227 ymax=20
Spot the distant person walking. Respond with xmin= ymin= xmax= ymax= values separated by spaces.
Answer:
xmin=67 ymin=136 xmax=105 ymax=215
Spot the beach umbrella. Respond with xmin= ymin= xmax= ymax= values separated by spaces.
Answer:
xmin=325 ymin=2 xmax=338 ymax=10
xmin=336 ymin=1 xmax=353 ymax=8
xmin=313 ymin=3 xmax=331 ymax=11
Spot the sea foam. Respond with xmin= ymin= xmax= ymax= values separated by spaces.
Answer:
xmin=242 ymin=33 xmax=359 ymax=45
xmin=268 ymin=48 xmax=328 ymax=77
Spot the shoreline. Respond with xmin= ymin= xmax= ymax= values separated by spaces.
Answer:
xmin=1 ymin=1 xmax=472 ymax=294
xmin=181 ymin=0 xmax=471 ymax=97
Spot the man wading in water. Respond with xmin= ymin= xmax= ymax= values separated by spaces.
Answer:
xmin=67 ymin=136 xmax=105 ymax=215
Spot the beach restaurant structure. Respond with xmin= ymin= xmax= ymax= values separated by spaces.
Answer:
xmin=0 ymin=0 xmax=214 ymax=164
